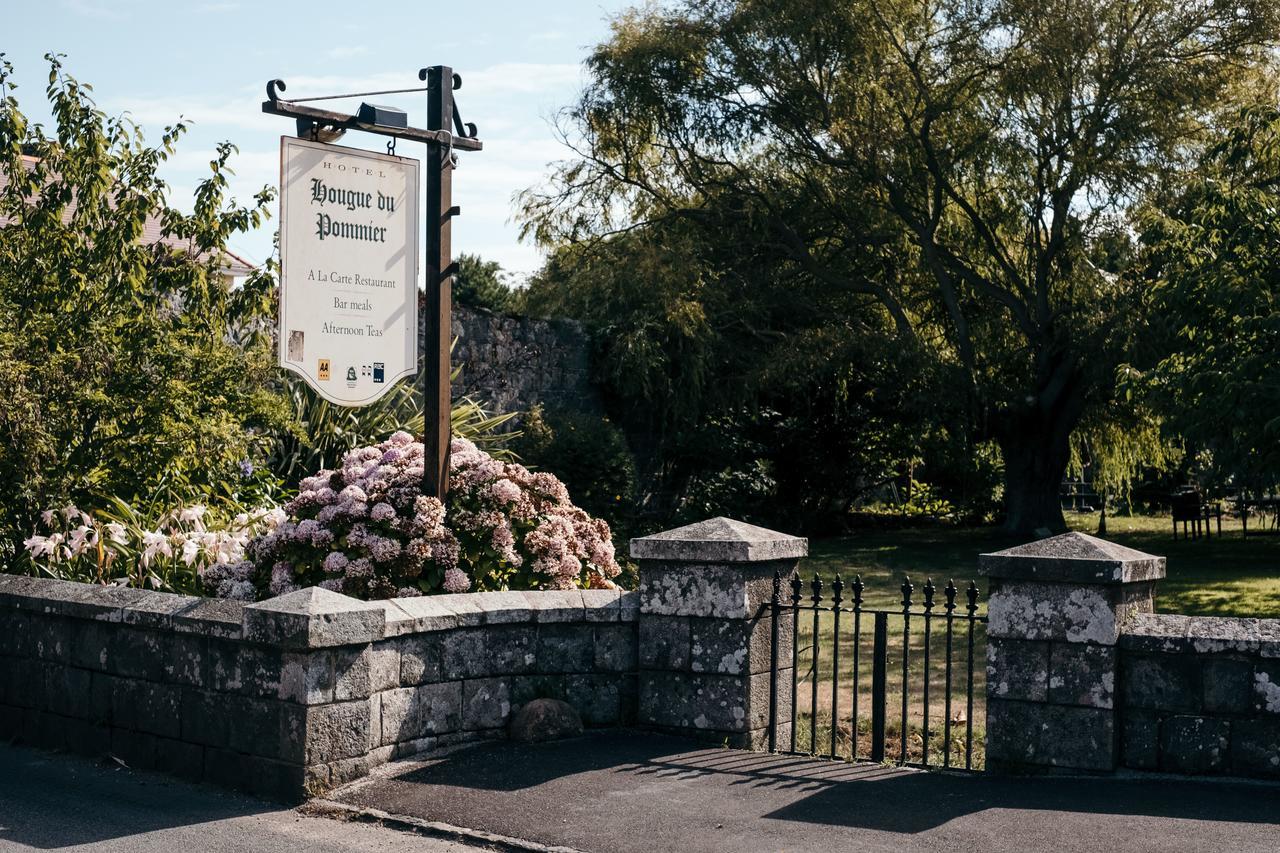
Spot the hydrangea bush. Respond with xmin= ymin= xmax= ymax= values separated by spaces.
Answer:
xmin=224 ymin=431 xmax=620 ymax=601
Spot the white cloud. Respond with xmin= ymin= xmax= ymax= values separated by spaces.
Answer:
xmin=461 ymin=62 xmax=583 ymax=96
xmin=104 ymin=93 xmax=279 ymax=133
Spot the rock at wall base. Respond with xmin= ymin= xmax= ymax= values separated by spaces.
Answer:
xmin=508 ymin=698 xmax=583 ymax=743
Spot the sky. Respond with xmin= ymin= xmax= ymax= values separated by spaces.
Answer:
xmin=6 ymin=0 xmax=633 ymax=278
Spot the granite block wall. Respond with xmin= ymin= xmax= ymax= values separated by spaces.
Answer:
xmin=982 ymin=532 xmax=1280 ymax=782
xmin=631 ymin=517 xmax=806 ymax=750
xmin=445 ymin=303 xmax=602 ymax=418
xmin=0 ymin=574 xmax=638 ymax=801
xmin=1119 ymin=613 xmax=1280 ymax=779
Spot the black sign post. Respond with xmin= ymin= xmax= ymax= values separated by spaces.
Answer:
xmin=422 ymin=65 xmax=454 ymax=503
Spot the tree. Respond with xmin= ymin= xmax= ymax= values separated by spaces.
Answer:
xmin=521 ymin=0 xmax=1279 ymax=533
xmin=0 ymin=55 xmax=287 ymax=556
xmin=1132 ymin=105 xmax=1280 ymax=494
xmin=524 ymin=221 xmax=947 ymax=531
xmin=453 ymin=252 xmax=517 ymax=313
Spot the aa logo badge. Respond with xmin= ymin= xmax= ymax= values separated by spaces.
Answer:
xmin=318 ymin=359 xmax=331 ymax=380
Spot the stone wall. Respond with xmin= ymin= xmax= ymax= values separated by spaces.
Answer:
xmin=0 ymin=574 xmax=636 ymax=801
xmin=0 ymin=515 xmax=805 ymax=801
xmin=982 ymin=532 xmax=1280 ymax=782
xmin=1119 ymin=613 xmax=1280 ymax=777
xmin=631 ymin=517 xmax=803 ymax=749
xmin=442 ymin=302 xmax=601 ymax=417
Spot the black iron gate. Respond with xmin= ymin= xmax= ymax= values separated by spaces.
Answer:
xmin=766 ymin=569 xmax=988 ymax=771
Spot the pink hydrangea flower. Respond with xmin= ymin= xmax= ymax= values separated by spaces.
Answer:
xmin=231 ymin=431 xmax=617 ymax=601
xmin=443 ymin=568 xmax=471 ymax=593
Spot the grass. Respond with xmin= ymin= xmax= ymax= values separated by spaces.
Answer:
xmin=778 ymin=510 xmax=1280 ymax=771
xmin=791 ymin=707 xmax=986 ymax=770
xmin=786 ymin=609 xmax=987 ymax=770
xmin=803 ymin=511 xmax=1280 ymax=618
xmin=1063 ymin=511 xmax=1280 ymax=617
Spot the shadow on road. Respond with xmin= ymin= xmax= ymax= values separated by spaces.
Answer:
xmin=0 ymin=744 xmax=272 ymax=850
xmin=372 ymin=731 xmax=1280 ymax=835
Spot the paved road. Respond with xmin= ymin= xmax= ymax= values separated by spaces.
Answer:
xmin=0 ymin=744 xmax=480 ymax=852
xmin=331 ymin=730 xmax=1280 ymax=853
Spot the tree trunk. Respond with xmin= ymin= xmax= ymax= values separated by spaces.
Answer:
xmin=997 ymin=415 xmax=1074 ymax=537
xmin=999 ymin=432 xmax=1069 ymax=536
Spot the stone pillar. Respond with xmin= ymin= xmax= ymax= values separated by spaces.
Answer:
xmin=242 ymin=586 xmax=388 ymax=795
xmin=980 ymin=532 xmax=1165 ymax=774
xmin=631 ymin=517 xmax=804 ymax=749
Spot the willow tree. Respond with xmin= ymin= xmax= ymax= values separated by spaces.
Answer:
xmin=522 ymin=0 xmax=1278 ymax=533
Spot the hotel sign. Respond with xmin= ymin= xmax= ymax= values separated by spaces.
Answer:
xmin=278 ymin=136 xmax=420 ymax=405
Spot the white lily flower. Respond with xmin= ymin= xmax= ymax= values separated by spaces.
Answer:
xmin=178 ymin=505 xmax=207 ymax=531
xmin=66 ymin=525 xmax=98 ymax=556
xmin=23 ymin=535 xmax=53 ymax=559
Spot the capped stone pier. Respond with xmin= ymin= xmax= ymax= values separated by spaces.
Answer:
xmin=631 ymin=517 xmax=806 ymax=748
xmin=980 ymin=531 xmax=1165 ymax=773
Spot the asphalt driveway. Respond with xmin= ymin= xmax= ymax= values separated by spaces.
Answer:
xmin=329 ymin=730 xmax=1280 ymax=853
xmin=0 ymin=744 xmax=477 ymax=852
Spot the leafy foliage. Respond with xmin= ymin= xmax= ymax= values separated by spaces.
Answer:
xmin=513 ymin=404 xmax=638 ymax=531
xmin=0 ymin=55 xmax=288 ymax=558
xmin=0 ymin=56 xmax=525 ymax=574
xmin=453 ymin=252 xmax=520 ymax=314
xmin=1131 ymin=106 xmax=1280 ymax=493
xmin=521 ymin=0 xmax=1280 ymax=533
xmin=525 ymin=224 xmax=989 ymax=532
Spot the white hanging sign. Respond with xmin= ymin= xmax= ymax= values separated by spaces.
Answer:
xmin=278 ymin=136 xmax=419 ymax=406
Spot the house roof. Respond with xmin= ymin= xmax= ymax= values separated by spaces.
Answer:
xmin=0 ymin=154 xmax=258 ymax=278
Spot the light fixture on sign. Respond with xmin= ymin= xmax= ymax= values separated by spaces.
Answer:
xmin=357 ymin=103 xmax=409 ymax=130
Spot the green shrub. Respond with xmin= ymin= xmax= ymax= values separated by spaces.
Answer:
xmin=513 ymin=406 xmax=637 ymax=531
xmin=0 ymin=56 xmax=288 ymax=559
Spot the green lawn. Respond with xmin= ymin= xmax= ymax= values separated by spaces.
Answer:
xmin=802 ymin=511 xmax=1280 ymax=618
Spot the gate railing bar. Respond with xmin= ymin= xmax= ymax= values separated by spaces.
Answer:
xmin=768 ymin=571 xmax=781 ymax=753
xmin=809 ymin=574 xmax=821 ymax=756
xmin=965 ymin=580 xmax=978 ymax=770
xmin=899 ymin=578 xmax=912 ymax=765
xmin=943 ymin=580 xmax=956 ymax=769
xmin=829 ymin=575 xmax=843 ymax=760
xmin=870 ymin=612 xmax=887 ymax=762
xmin=922 ymin=578 xmax=934 ymax=769
xmin=790 ymin=572 xmax=802 ymax=753
xmin=850 ymin=576 xmax=863 ymax=762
